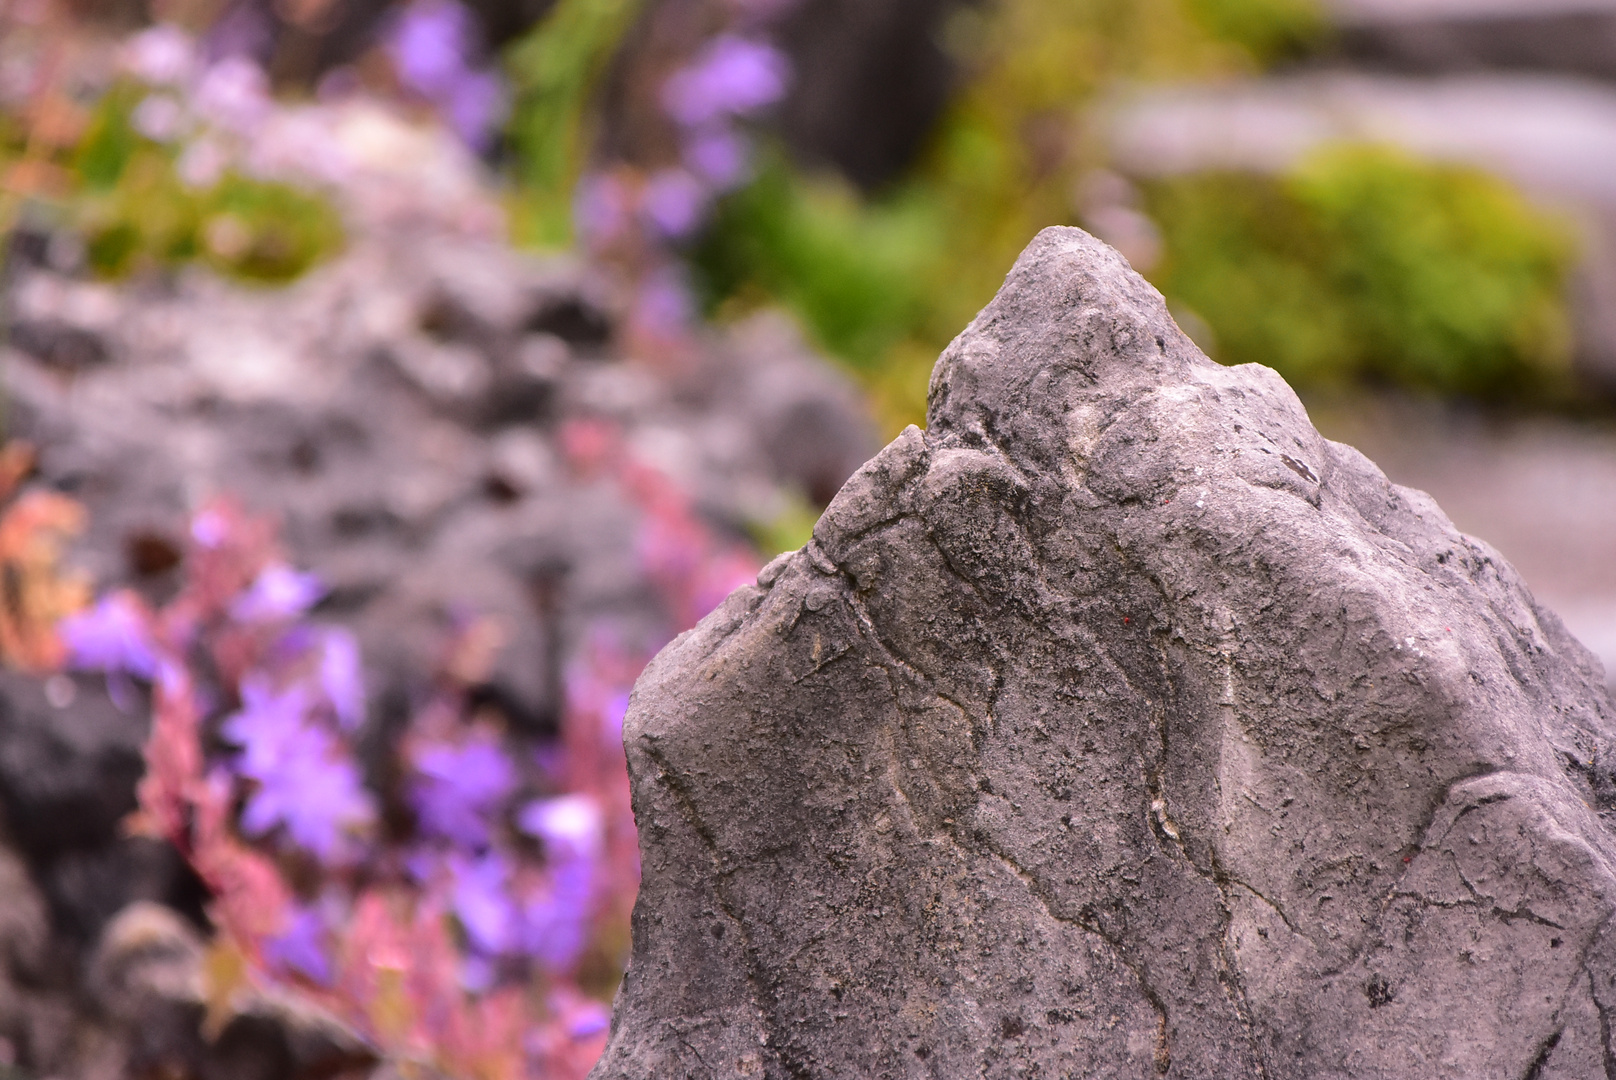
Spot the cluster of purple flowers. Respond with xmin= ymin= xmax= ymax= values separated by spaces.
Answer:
xmin=53 ymin=445 xmax=756 ymax=1073
xmin=574 ymin=9 xmax=797 ymax=343
xmin=60 ymin=539 xmax=376 ymax=867
xmin=401 ymin=721 xmax=607 ymax=995
xmin=383 ymin=0 xmax=509 ymax=152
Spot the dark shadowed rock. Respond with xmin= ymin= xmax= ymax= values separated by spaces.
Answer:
xmin=595 ymin=227 xmax=1616 ymax=1079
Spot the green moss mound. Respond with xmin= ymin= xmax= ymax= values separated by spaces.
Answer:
xmin=10 ymin=85 xmax=343 ymax=285
xmin=1144 ymin=146 xmax=1576 ymax=400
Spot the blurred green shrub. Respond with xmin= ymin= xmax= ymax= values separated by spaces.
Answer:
xmin=8 ymin=86 xmax=342 ymax=284
xmin=686 ymin=0 xmax=1303 ymax=430
xmin=692 ymin=156 xmax=938 ymax=374
xmin=1180 ymin=0 xmax=1329 ymax=64
xmin=1144 ymin=146 xmax=1575 ymax=399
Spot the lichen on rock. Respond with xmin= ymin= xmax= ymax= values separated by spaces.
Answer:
xmin=594 ymin=227 xmax=1616 ymax=1079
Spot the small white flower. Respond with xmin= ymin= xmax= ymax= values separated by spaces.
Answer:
xmin=122 ymin=24 xmax=196 ymax=86
xmin=132 ymin=94 xmax=185 ymax=142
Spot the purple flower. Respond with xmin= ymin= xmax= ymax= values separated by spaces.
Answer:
xmin=318 ymin=629 xmax=364 ymax=731
xmin=447 ymin=69 xmax=507 ymax=152
xmin=385 ymin=0 xmax=507 ymax=149
xmin=410 ymin=736 xmax=516 ymax=848
xmin=631 ymin=267 xmax=694 ymax=338
xmin=567 ymin=1002 xmax=610 ymax=1040
xmin=450 ymin=852 xmax=516 ymax=954
xmin=460 ymin=951 xmax=496 ymax=993
xmin=60 ymin=593 xmax=158 ymax=679
xmin=222 ymin=677 xmax=310 ymax=772
xmin=232 ymin=564 xmax=324 ymax=622
xmin=685 ymin=126 xmax=750 ymax=189
xmin=518 ymin=794 xmax=603 ymax=861
xmin=521 ymin=858 xmax=593 ymax=972
xmin=237 ymin=724 xmax=373 ymax=861
xmin=662 ymin=36 xmax=789 ymax=128
xmin=641 ymin=169 xmax=708 ymax=239
xmin=602 ymin=691 xmax=631 ymax=739
xmin=225 ymin=678 xmax=373 ymax=860
xmin=265 ymin=905 xmax=333 ymax=984
xmin=387 ymin=0 xmax=473 ymax=98
xmin=190 ymin=507 xmax=230 ymax=548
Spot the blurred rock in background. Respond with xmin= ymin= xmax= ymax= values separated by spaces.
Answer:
xmin=0 ymin=28 xmax=876 ymax=1070
xmin=1330 ymin=0 xmax=1616 ymax=81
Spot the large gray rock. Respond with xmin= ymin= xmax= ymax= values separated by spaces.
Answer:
xmin=594 ymin=227 xmax=1616 ymax=1078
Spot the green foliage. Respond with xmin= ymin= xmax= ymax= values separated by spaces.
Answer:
xmin=195 ymin=176 xmax=346 ymax=282
xmin=691 ymin=156 xmax=939 ymax=374
xmin=504 ymin=0 xmax=1570 ymax=418
xmin=74 ymin=86 xmax=141 ymax=190
xmin=1143 ymin=146 xmax=1575 ymax=398
xmin=41 ymin=89 xmax=344 ymax=283
xmin=745 ymin=485 xmax=822 ymax=558
xmin=687 ymin=0 xmax=1254 ymax=430
xmin=1180 ymin=0 xmax=1328 ymax=64
xmin=504 ymin=0 xmax=646 ymax=248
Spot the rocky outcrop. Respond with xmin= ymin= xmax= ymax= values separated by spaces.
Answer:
xmin=2 ymin=232 xmax=874 ymax=733
xmin=595 ymin=227 xmax=1616 ymax=1078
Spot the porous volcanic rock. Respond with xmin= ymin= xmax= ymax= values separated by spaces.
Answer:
xmin=595 ymin=227 xmax=1616 ymax=1079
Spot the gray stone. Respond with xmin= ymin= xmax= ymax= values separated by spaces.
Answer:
xmin=1326 ymin=0 xmax=1616 ymax=83
xmin=594 ymin=227 xmax=1616 ymax=1079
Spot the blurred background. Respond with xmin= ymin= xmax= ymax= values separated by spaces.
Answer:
xmin=0 ymin=0 xmax=1611 ymax=1077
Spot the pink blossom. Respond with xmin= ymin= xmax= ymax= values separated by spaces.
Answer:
xmin=193 ymin=57 xmax=271 ymax=136
xmin=573 ymin=172 xmax=631 ymax=245
xmin=122 ymin=24 xmax=197 ymax=86
xmin=190 ymin=506 xmax=231 ymax=548
xmin=132 ymin=94 xmax=187 ymax=142
xmin=177 ymin=136 xmax=229 ymax=189
xmin=641 ymin=169 xmax=708 ymax=239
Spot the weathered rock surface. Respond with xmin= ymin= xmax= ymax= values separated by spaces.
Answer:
xmin=595 ymin=227 xmax=1616 ymax=1079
